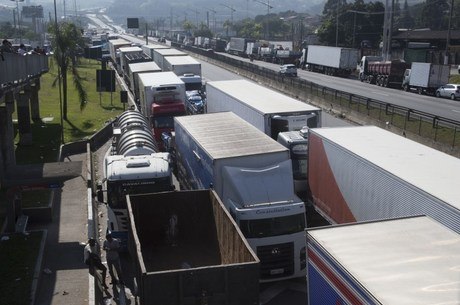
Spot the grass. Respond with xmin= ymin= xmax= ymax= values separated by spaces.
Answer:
xmin=0 ymin=231 xmax=44 ymax=305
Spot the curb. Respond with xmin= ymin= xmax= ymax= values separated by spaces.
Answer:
xmin=30 ymin=229 xmax=47 ymax=305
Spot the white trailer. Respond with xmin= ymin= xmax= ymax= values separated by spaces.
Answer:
xmin=164 ymin=56 xmax=202 ymax=91
xmin=308 ymin=125 xmax=460 ymax=234
xmin=307 ymin=216 xmax=460 ymax=305
xmin=127 ymin=61 xmax=161 ymax=100
xmin=108 ymin=38 xmax=131 ymax=66
xmin=152 ymin=48 xmax=187 ymax=70
xmin=402 ymin=62 xmax=450 ymax=94
xmin=206 ymin=80 xmax=321 ymax=139
xmin=174 ymin=112 xmax=307 ymax=282
xmin=141 ymin=44 xmax=169 ymax=62
xmin=118 ymin=46 xmax=143 ymax=76
xmin=306 ymin=45 xmax=358 ymax=76
xmin=163 ymin=55 xmax=201 ymax=76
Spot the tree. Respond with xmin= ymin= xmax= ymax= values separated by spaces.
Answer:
xmin=420 ymin=0 xmax=448 ymax=30
xmin=399 ymin=0 xmax=415 ymax=29
xmin=48 ymin=21 xmax=87 ymax=120
xmin=194 ymin=23 xmax=213 ymax=38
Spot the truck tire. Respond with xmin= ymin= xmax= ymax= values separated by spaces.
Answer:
xmin=418 ymin=87 xmax=423 ymax=95
xmin=383 ymin=77 xmax=389 ymax=87
xmin=403 ymin=84 xmax=409 ymax=92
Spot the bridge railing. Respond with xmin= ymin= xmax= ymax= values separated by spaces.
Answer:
xmin=0 ymin=52 xmax=49 ymax=85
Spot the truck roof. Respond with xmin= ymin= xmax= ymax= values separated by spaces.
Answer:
xmin=118 ymin=46 xmax=143 ymax=53
xmin=154 ymin=49 xmax=186 ymax=56
xmin=308 ymin=216 xmax=460 ymax=304
xmin=174 ymin=112 xmax=288 ymax=160
xmin=310 ymin=126 xmax=460 ymax=210
xmin=138 ymin=71 xmax=185 ymax=87
xmin=109 ymin=39 xmax=130 ymax=46
xmin=142 ymin=44 xmax=169 ymax=50
xmin=128 ymin=62 xmax=161 ymax=73
xmin=106 ymin=154 xmax=170 ymax=181
xmin=208 ymin=80 xmax=320 ymax=115
xmin=164 ymin=55 xmax=200 ymax=65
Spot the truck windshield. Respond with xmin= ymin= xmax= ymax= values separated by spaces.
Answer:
xmin=291 ymin=144 xmax=308 ymax=180
xmin=107 ymin=178 xmax=173 ymax=209
xmin=151 ymin=112 xmax=185 ymax=129
xmin=239 ymin=213 xmax=306 ymax=238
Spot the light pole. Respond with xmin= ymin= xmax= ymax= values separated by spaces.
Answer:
xmin=253 ymin=0 xmax=273 ymax=40
xmin=11 ymin=0 xmax=24 ymax=43
xmin=53 ymin=0 xmax=64 ymax=144
xmin=445 ymin=0 xmax=454 ymax=65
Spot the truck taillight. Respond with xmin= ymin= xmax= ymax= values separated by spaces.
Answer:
xmin=300 ymin=246 xmax=306 ymax=270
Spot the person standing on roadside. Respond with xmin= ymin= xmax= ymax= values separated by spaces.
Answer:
xmin=103 ymin=233 xmax=123 ymax=285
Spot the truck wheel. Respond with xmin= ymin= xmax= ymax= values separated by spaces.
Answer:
xmin=383 ymin=78 xmax=389 ymax=87
xmin=418 ymin=87 xmax=423 ymax=95
xmin=403 ymin=85 xmax=409 ymax=92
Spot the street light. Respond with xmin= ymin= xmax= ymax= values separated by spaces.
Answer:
xmin=253 ymin=0 xmax=273 ymax=39
xmin=10 ymin=0 xmax=24 ymax=43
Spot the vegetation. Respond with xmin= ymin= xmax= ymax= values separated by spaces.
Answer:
xmin=47 ymin=22 xmax=88 ymax=120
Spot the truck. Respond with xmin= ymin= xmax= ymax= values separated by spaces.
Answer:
xmin=152 ymin=48 xmax=187 ymax=71
xmin=117 ymin=46 xmax=144 ymax=76
xmin=206 ymin=80 xmax=321 ymax=139
xmin=359 ymin=58 xmax=409 ymax=87
xmin=127 ymin=61 xmax=161 ymax=102
xmin=227 ymin=37 xmax=253 ymax=57
xmin=141 ymin=44 xmax=169 ymax=62
xmin=307 ymin=125 xmax=460 ymax=234
xmin=306 ymin=45 xmax=359 ymax=77
xmin=97 ymin=109 xmax=174 ymax=246
xmin=307 ymin=216 xmax=460 ymax=305
xmin=174 ymin=112 xmax=308 ymax=282
xmin=163 ymin=55 xmax=203 ymax=91
xmin=121 ymin=48 xmax=152 ymax=84
xmin=210 ymin=38 xmax=227 ymax=52
xmin=277 ymin=127 xmax=309 ymax=193
xmin=137 ymin=72 xmax=186 ymax=150
xmin=108 ymin=38 xmax=131 ymax=67
xmin=401 ymin=62 xmax=450 ymax=95
xmin=126 ymin=190 xmax=260 ymax=305
xmin=274 ymin=49 xmax=302 ymax=65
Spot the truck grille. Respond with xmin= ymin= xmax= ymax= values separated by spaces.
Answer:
xmin=257 ymin=242 xmax=294 ymax=279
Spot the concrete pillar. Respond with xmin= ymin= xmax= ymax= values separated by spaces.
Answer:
xmin=16 ymin=91 xmax=33 ymax=146
xmin=0 ymin=92 xmax=16 ymax=169
xmin=30 ymin=82 xmax=41 ymax=121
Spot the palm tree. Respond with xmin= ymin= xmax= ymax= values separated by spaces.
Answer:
xmin=48 ymin=21 xmax=87 ymax=120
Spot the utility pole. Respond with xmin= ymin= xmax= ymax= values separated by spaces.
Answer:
xmin=220 ymin=3 xmax=236 ymax=34
xmin=335 ymin=0 xmax=339 ymax=46
xmin=445 ymin=0 xmax=454 ymax=65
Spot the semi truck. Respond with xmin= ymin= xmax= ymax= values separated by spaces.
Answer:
xmin=127 ymin=61 xmax=161 ymax=101
xmin=307 ymin=125 xmax=460 ymax=234
xmin=137 ymin=72 xmax=186 ymax=150
xmin=126 ymin=190 xmax=260 ymax=305
xmin=206 ymin=80 xmax=321 ymax=139
xmin=97 ymin=110 xmax=174 ymax=246
xmin=401 ymin=62 xmax=450 ymax=95
xmin=359 ymin=58 xmax=409 ymax=87
xmin=141 ymin=44 xmax=169 ymax=62
xmin=305 ymin=45 xmax=359 ymax=77
xmin=174 ymin=112 xmax=308 ymax=282
xmin=277 ymin=127 xmax=309 ymax=192
xmin=108 ymin=38 xmax=131 ymax=67
xmin=117 ymin=46 xmax=144 ymax=76
xmin=152 ymin=48 xmax=187 ymax=71
xmin=163 ymin=55 xmax=202 ymax=91
xmin=206 ymin=79 xmax=320 ymax=191
xmin=227 ymin=37 xmax=253 ymax=57
xmin=307 ymin=216 xmax=460 ymax=305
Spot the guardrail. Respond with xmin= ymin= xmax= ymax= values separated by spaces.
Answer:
xmin=176 ymin=42 xmax=460 ymax=152
xmin=0 ymin=52 xmax=49 ymax=86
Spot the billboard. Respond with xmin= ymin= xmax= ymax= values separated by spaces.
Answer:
xmin=22 ymin=6 xmax=44 ymax=18
xmin=96 ymin=70 xmax=116 ymax=92
xmin=127 ymin=18 xmax=139 ymax=29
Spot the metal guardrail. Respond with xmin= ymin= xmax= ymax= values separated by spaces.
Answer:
xmin=0 ymin=52 xmax=49 ymax=86
xmin=177 ymin=42 xmax=460 ymax=150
